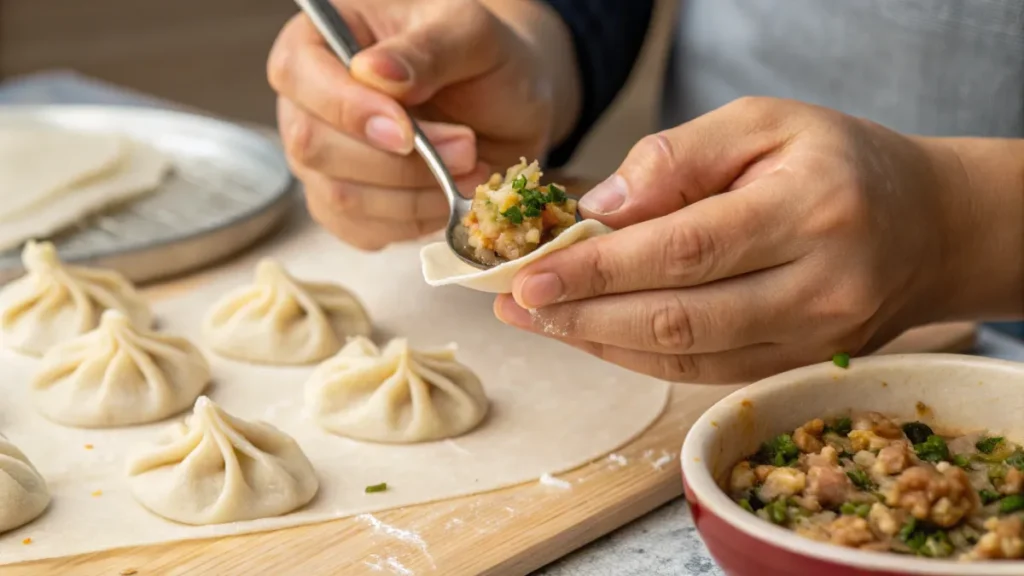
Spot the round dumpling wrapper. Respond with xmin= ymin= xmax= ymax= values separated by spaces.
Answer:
xmin=202 ymin=259 xmax=372 ymax=365
xmin=125 ymin=396 xmax=319 ymax=525
xmin=305 ymin=336 xmax=489 ymax=443
xmin=419 ymin=219 xmax=612 ymax=293
xmin=0 ymin=240 xmax=153 ymax=356
xmin=32 ymin=310 xmax=210 ymax=428
xmin=0 ymin=433 xmax=51 ymax=533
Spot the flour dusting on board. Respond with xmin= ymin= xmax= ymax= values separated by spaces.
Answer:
xmin=365 ymin=554 xmax=413 ymax=576
xmin=539 ymin=473 xmax=572 ymax=489
xmin=608 ymin=453 xmax=628 ymax=467
xmin=357 ymin=514 xmax=435 ymax=568
xmin=644 ymin=449 xmax=674 ymax=470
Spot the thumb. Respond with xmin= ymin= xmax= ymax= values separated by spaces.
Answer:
xmin=349 ymin=9 xmax=503 ymax=106
xmin=578 ymin=98 xmax=789 ymax=229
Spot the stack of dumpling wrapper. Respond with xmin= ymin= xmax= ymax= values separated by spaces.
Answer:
xmin=0 ymin=126 xmax=170 ymax=251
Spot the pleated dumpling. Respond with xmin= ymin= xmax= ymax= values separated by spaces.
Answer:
xmin=0 ymin=433 xmax=50 ymax=533
xmin=32 ymin=310 xmax=210 ymax=428
xmin=0 ymin=240 xmax=153 ymax=356
xmin=126 ymin=396 xmax=319 ymax=525
xmin=305 ymin=337 xmax=489 ymax=443
xmin=202 ymin=259 xmax=371 ymax=365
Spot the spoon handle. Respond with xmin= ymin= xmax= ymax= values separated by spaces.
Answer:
xmin=293 ymin=0 xmax=463 ymax=213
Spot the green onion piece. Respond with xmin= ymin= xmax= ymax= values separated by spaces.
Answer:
xmin=765 ymin=499 xmax=788 ymax=525
xmin=752 ymin=434 xmax=800 ymax=468
xmin=901 ymin=422 xmax=934 ymax=445
xmin=976 ymin=436 xmax=1005 ymax=454
xmin=952 ymin=454 xmax=972 ymax=469
xmin=547 ymin=183 xmax=567 ymax=203
xmin=825 ymin=417 xmax=853 ymax=437
xmin=913 ymin=435 xmax=950 ymax=463
xmin=739 ymin=498 xmax=754 ymax=513
xmin=512 ymin=175 xmax=527 ymax=190
xmin=365 ymin=482 xmax=388 ymax=494
xmin=847 ymin=469 xmax=876 ymax=491
xmin=832 ymin=352 xmax=850 ymax=368
xmin=840 ymin=502 xmax=857 ymax=516
xmin=1006 ymin=451 xmax=1024 ymax=471
xmin=980 ymin=489 xmax=1002 ymax=505
xmin=501 ymin=206 xmax=524 ymax=224
xmin=898 ymin=517 xmax=918 ymax=543
xmin=921 ymin=531 xmax=954 ymax=558
xmin=1000 ymin=494 xmax=1024 ymax=514
xmin=855 ymin=503 xmax=872 ymax=518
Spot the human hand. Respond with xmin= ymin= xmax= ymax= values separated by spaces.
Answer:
xmin=494 ymin=97 xmax=970 ymax=383
xmin=268 ymin=0 xmax=575 ymax=250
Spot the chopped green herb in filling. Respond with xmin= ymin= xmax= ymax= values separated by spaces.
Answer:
xmin=976 ymin=436 xmax=1005 ymax=454
xmin=913 ymin=435 xmax=950 ymax=463
xmin=753 ymin=434 xmax=800 ymax=467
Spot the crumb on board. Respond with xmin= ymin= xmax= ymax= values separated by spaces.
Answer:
xmin=120 ymin=569 xmax=138 ymax=576
xmin=539 ymin=473 xmax=572 ymax=489
xmin=84 ymin=444 xmax=94 ymax=450
xmin=91 ymin=490 xmax=103 ymax=497
xmin=22 ymin=538 xmax=31 ymax=545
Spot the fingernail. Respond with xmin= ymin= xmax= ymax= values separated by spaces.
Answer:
xmin=579 ymin=174 xmax=628 ymax=214
xmin=365 ymin=115 xmax=411 ymax=153
xmin=494 ymin=296 xmax=532 ymax=328
xmin=519 ymin=273 xmax=563 ymax=308
xmin=372 ymin=53 xmax=413 ymax=84
xmin=435 ymin=137 xmax=475 ymax=174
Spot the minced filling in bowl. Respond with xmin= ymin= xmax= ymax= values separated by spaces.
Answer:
xmin=462 ymin=158 xmax=577 ymax=265
xmin=729 ymin=411 xmax=1024 ymax=561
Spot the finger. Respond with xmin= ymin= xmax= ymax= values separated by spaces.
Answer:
xmin=304 ymin=182 xmax=447 ymax=251
xmin=350 ymin=7 xmax=505 ymax=106
xmin=512 ymin=169 xmax=807 ymax=308
xmin=494 ymin=294 xmax=801 ymax=384
xmin=503 ymin=265 xmax=803 ymax=355
xmin=278 ymin=98 xmax=478 ymax=186
xmin=268 ymin=13 xmax=414 ymax=154
xmin=577 ymin=96 xmax=799 ymax=228
xmin=293 ymin=161 xmax=490 ymax=222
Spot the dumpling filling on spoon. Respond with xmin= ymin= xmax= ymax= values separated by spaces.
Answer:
xmin=462 ymin=158 xmax=578 ymax=265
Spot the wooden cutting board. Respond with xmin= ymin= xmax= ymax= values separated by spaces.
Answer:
xmin=6 ymin=178 xmax=978 ymax=576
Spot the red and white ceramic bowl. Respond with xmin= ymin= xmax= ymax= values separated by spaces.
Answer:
xmin=681 ymin=353 xmax=1024 ymax=576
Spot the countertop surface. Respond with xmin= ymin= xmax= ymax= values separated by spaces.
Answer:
xmin=4 ymin=71 xmax=1024 ymax=576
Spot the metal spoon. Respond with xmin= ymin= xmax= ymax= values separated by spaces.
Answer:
xmin=293 ymin=0 xmax=492 ymax=269
xmin=293 ymin=0 xmax=580 ymax=270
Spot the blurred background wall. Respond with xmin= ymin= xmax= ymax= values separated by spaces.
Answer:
xmin=0 ymin=0 xmax=676 ymax=180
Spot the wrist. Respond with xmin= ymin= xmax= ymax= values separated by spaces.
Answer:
xmin=920 ymin=136 xmax=1024 ymax=322
xmin=480 ymin=0 xmax=582 ymax=147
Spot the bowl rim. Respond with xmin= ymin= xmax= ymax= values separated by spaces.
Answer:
xmin=680 ymin=353 xmax=1024 ymax=575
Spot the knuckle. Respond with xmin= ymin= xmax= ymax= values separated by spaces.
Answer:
xmin=282 ymin=110 xmax=317 ymax=165
xmin=648 ymin=296 xmax=696 ymax=352
xmin=634 ymin=133 xmax=679 ymax=173
xmin=583 ymin=246 xmax=615 ymax=296
xmin=266 ymin=38 xmax=293 ymax=91
xmin=662 ymin=221 xmax=716 ymax=284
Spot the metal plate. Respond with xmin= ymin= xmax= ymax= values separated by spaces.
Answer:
xmin=0 ymin=105 xmax=295 ymax=285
